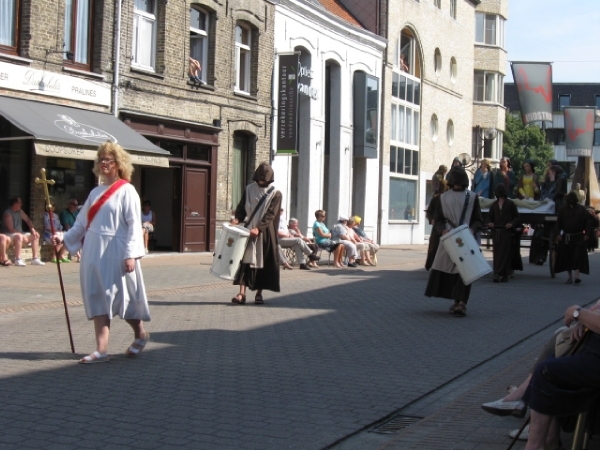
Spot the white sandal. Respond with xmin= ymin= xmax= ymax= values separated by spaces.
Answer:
xmin=78 ymin=351 xmax=109 ymax=364
xmin=126 ymin=332 xmax=150 ymax=356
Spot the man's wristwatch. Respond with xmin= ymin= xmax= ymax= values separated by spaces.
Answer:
xmin=573 ymin=307 xmax=582 ymax=321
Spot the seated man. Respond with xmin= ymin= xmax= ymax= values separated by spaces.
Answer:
xmin=278 ymin=209 xmax=318 ymax=270
xmin=1 ymin=196 xmax=44 ymax=266
xmin=0 ymin=234 xmax=12 ymax=266
xmin=518 ymin=304 xmax=600 ymax=450
xmin=288 ymin=217 xmax=319 ymax=267
xmin=331 ymin=216 xmax=358 ymax=268
xmin=188 ymin=57 xmax=206 ymax=85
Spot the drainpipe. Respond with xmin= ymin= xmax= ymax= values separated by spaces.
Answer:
xmin=112 ymin=0 xmax=122 ymax=117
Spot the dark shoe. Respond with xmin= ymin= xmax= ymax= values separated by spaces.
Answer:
xmin=481 ymin=399 xmax=526 ymax=418
xmin=493 ymin=274 xmax=500 ymax=283
xmin=299 ymin=263 xmax=311 ymax=270
xmin=347 ymin=262 xmax=357 ymax=268
xmin=574 ymin=278 xmax=581 ymax=284
xmin=231 ymin=294 xmax=246 ymax=304
xmin=453 ymin=302 xmax=467 ymax=317
xmin=308 ymin=254 xmax=320 ymax=262
xmin=449 ymin=302 xmax=459 ymax=314
xmin=500 ymin=276 xmax=508 ymax=282
xmin=255 ymin=294 xmax=264 ymax=305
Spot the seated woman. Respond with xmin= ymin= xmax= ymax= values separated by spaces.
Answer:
xmin=347 ymin=216 xmax=377 ymax=265
xmin=43 ymin=204 xmax=69 ymax=263
xmin=312 ymin=209 xmax=342 ymax=266
xmin=331 ymin=217 xmax=359 ymax=268
xmin=141 ymin=200 xmax=156 ymax=254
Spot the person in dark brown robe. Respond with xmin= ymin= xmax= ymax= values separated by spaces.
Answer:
xmin=425 ymin=179 xmax=448 ymax=271
xmin=231 ymin=163 xmax=282 ymax=304
xmin=554 ymin=191 xmax=592 ymax=284
xmin=487 ymin=184 xmax=521 ymax=282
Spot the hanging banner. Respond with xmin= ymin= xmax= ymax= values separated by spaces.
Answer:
xmin=564 ymin=107 xmax=596 ymax=157
xmin=510 ymin=62 xmax=553 ymax=125
xmin=276 ymin=53 xmax=299 ymax=155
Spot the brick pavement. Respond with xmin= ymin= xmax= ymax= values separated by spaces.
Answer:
xmin=0 ymin=247 xmax=599 ymax=449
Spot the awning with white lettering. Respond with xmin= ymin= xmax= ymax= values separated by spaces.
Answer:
xmin=0 ymin=96 xmax=170 ymax=167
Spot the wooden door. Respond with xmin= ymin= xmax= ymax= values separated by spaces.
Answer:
xmin=182 ymin=167 xmax=209 ymax=252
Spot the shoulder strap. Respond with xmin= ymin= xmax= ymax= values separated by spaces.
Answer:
xmin=87 ymin=179 xmax=128 ymax=229
xmin=458 ymin=191 xmax=471 ymax=226
xmin=244 ymin=186 xmax=275 ymax=227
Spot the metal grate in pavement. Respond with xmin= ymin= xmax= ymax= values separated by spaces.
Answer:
xmin=369 ymin=415 xmax=423 ymax=434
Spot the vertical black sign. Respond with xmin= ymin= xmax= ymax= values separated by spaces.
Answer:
xmin=276 ymin=54 xmax=299 ymax=155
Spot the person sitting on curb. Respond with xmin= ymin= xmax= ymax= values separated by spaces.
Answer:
xmin=288 ymin=217 xmax=319 ymax=268
xmin=1 ymin=196 xmax=45 ymax=266
xmin=277 ymin=208 xmax=319 ymax=270
xmin=0 ymin=234 xmax=12 ymax=266
xmin=331 ymin=216 xmax=358 ymax=268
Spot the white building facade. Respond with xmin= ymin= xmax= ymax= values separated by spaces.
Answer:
xmin=272 ymin=0 xmax=386 ymax=238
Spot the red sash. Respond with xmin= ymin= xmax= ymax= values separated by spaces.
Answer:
xmin=87 ymin=179 xmax=128 ymax=229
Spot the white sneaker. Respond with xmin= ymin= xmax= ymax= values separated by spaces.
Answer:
xmin=508 ymin=424 xmax=529 ymax=440
xmin=15 ymin=258 xmax=26 ymax=267
xmin=31 ymin=258 xmax=45 ymax=266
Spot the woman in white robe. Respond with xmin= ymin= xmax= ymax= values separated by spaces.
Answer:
xmin=53 ymin=142 xmax=150 ymax=364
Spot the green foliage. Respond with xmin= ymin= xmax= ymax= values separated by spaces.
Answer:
xmin=502 ymin=112 xmax=554 ymax=178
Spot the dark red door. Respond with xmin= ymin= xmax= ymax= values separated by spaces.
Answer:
xmin=182 ymin=167 xmax=209 ymax=252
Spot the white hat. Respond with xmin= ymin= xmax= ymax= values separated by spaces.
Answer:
xmin=338 ymin=215 xmax=348 ymax=221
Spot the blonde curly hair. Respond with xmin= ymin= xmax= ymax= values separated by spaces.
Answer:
xmin=92 ymin=141 xmax=134 ymax=183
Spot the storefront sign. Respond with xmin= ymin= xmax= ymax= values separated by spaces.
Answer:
xmin=564 ymin=107 xmax=596 ymax=157
xmin=510 ymin=62 xmax=553 ymax=125
xmin=276 ymin=54 xmax=299 ymax=155
xmin=0 ymin=61 xmax=111 ymax=107
xmin=35 ymin=142 xmax=170 ymax=168
xmin=298 ymin=63 xmax=318 ymax=100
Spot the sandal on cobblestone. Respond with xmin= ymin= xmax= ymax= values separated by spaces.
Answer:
xmin=453 ymin=302 xmax=467 ymax=317
xmin=126 ymin=332 xmax=150 ymax=357
xmin=231 ymin=294 xmax=246 ymax=304
xmin=449 ymin=302 xmax=459 ymax=314
xmin=255 ymin=294 xmax=264 ymax=305
xmin=78 ymin=351 xmax=109 ymax=364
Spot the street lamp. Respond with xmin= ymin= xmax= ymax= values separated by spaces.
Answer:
xmin=458 ymin=126 xmax=497 ymax=169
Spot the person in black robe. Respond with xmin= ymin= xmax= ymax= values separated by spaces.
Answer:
xmin=554 ymin=191 xmax=592 ymax=284
xmin=231 ymin=163 xmax=282 ymax=304
xmin=425 ymin=179 xmax=448 ymax=271
xmin=425 ymin=167 xmax=484 ymax=317
xmin=487 ymin=184 xmax=521 ymax=282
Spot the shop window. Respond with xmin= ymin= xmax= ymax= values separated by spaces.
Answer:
xmin=234 ymin=23 xmax=252 ymax=93
xmin=64 ymin=0 xmax=94 ymax=69
xmin=190 ymin=5 xmax=210 ymax=84
xmin=187 ymin=145 xmax=210 ymax=161
xmin=389 ymin=177 xmax=417 ymax=221
xmin=0 ymin=0 xmax=20 ymax=55
xmin=132 ymin=0 xmax=157 ymax=71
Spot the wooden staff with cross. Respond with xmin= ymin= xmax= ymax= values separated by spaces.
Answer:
xmin=35 ymin=168 xmax=75 ymax=353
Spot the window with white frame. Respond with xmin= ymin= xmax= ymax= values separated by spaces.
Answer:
xmin=235 ymin=23 xmax=252 ymax=93
xmin=132 ymin=0 xmax=157 ymax=70
xmin=475 ymin=13 xmax=505 ymax=48
xmin=190 ymin=5 xmax=209 ymax=83
xmin=390 ymin=30 xmax=421 ymax=221
xmin=64 ymin=0 xmax=93 ymax=69
xmin=474 ymin=70 xmax=503 ymax=104
xmin=0 ymin=0 xmax=20 ymax=54
xmin=450 ymin=0 xmax=456 ymax=19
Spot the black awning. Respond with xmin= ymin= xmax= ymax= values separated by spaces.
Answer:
xmin=0 ymin=96 xmax=170 ymax=167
